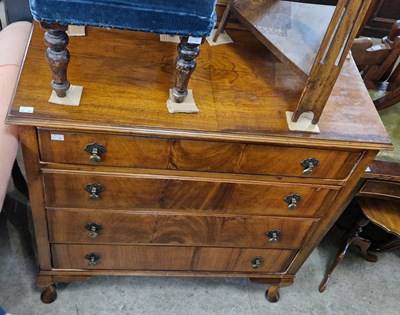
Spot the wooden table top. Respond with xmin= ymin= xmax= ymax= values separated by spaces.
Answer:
xmin=7 ymin=23 xmax=391 ymax=150
xmin=358 ymin=197 xmax=400 ymax=237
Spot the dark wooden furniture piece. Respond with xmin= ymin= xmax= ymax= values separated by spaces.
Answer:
xmin=7 ymin=24 xmax=391 ymax=304
xmin=359 ymin=0 xmax=400 ymax=38
xmin=352 ymin=19 xmax=400 ymax=111
xmin=319 ymin=160 xmax=400 ymax=292
xmin=214 ymin=0 xmax=372 ymax=124
xmin=3 ymin=0 xmax=32 ymax=25
xmin=319 ymin=18 xmax=400 ymax=291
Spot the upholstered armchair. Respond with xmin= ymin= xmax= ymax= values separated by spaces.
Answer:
xmin=29 ymin=0 xmax=217 ymax=103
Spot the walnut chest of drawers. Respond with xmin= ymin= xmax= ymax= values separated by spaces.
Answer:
xmin=7 ymin=25 xmax=392 ymax=303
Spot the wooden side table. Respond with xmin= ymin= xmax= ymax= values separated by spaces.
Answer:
xmin=319 ymin=161 xmax=400 ymax=292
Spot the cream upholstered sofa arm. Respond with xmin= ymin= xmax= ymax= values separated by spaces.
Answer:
xmin=0 ymin=21 xmax=32 ymax=209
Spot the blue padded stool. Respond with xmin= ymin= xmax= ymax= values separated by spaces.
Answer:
xmin=29 ymin=0 xmax=217 ymax=102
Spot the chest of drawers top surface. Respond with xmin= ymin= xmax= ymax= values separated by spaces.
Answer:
xmin=7 ymin=23 xmax=391 ymax=150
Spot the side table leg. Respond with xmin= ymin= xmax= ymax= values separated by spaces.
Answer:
xmin=41 ymin=22 xmax=71 ymax=97
xmin=353 ymin=237 xmax=378 ymax=262
xmin=319 ymin=215 xmax=377 ymax=293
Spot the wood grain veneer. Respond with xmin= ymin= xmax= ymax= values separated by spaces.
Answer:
xmin=7 ymin=24 xmax=391 ymax=303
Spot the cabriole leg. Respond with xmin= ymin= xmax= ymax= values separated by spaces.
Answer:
xmin=250 ymin=277 xmax=294 ymax=303
xmin=37 ymin=275 xmax=57 ymax=304
xmin=40 ymin=284 xmax=57 ymax=304
xmin=319 ymin=215 xmax=377 ymax=293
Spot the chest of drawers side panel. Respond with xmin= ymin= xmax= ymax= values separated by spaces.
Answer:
xmin=19 ymin=127 xmax=52 ymax=270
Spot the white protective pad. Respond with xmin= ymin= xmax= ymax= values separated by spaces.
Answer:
xmin=206 ymin=29 xmax=234 ymax=46
xmin=48 ymin=85 xmax=83 ymax=106
xmin=67 ymin=25 xmax=86 ymax=36
xmin=286 ymin=111 xmax=320 ymax=133
xmin=167 ymin=89 xmax=199 ymax=113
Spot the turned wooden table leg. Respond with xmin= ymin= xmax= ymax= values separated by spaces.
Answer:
xmin=172 ymin=37 xmax=201 ymax=103
xmin=40 ymin=22 xmax=70 ymax=97
xmin=319 ymin=215 xmax=377 ymax=293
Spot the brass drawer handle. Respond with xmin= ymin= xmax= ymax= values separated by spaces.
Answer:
xmin=284 ymin=193 xmax=301 ymax=210
xmin=85 ymin=253 xmax=101 ymax=266
xmin=85 ymin=223 xmax=103 ymax=238
xmin=85 ymin=183 xmax=104 ymax=200
xmin=251 ymin=256 xmax=264 ymax=269
xmin=301 ymin=158 xmax=319 ymax=175
xmin=85 ymin=142 xmax=107 ymax=163
xmin=266 ymin=230 xmax=281 ymax=243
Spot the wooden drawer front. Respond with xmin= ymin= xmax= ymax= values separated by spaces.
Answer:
xmin=51 ymin=244 xmax=296 ymax=273
xmin=169 ymin=139 xmax=244 ymax=172
xmin=38 ymin=130 xmax=243 ymax=172
xmin=38 ymin=129 xmax=170 ymax=168
xmin=239 ymin=144 xmax=361 ymax=179
xmin=218 ymin=216 xmax=317 ymax=249
xmin=192 ymin=247 xmax=296 ymax=273
xmin=48 ymin=209 xmax=158 ymax=244
xmin=43 ymin=172 xmax=337 ymax=216
xmin=48 ymin=209 xmax=317 ymax=249
xmin=38 ymin=129 xmax=360 ymax=179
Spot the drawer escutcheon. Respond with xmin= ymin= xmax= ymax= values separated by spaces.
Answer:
xmin=251 ymin=256 xmax=264 ymax=269
xmin=85 ymin=183 xmax=105 ymax=200
xmin=284 ymin=194 xmax=301 ymax=210
xmin=266 ymin=230 xmax=282 ymax=243
xmin=85 ymin=142 xmax=107 ymax=163
xmin=85 ymin=253 xmax=101 ymax=266
xmin=85 ymin=223 xmax=103 ymax=238
xmin=301 ymin=158 xmax=320 ymax=175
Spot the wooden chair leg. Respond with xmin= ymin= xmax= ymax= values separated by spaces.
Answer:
xmin=319 ymin=215 xmax=377 ymax=293
xmin=40 ymin=22 xmax=70 ymax=97
xmin=292 ymin=0 xmax=373 ymax=124
xmin=172 ymin=37 xmax=201 ymax=103
xmin=213 ymin=0 xmax=234 ymax=42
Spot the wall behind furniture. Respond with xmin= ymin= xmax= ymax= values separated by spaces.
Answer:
xmin=4 ymin=0 xmax=32 ymax=24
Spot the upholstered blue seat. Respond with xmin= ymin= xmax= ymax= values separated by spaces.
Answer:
xmin=29 ymin=0 xmax=217 ymax=37
xmin=28 ymin=0 xmax=218 ymax=104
